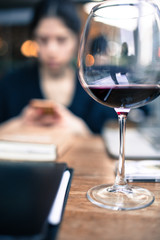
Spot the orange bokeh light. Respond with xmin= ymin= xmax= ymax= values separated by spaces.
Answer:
xmin=21 ymin=40 xmax=39 ymax=57
xmin=85 ymin=54 xmax=95 ymax=67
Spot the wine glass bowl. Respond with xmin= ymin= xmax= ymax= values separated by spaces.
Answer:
xmin=78 ymin=0 xmax=160 ymax=210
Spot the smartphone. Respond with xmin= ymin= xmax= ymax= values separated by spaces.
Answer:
xmin=30 ymin=99 xmax=55 ymax=115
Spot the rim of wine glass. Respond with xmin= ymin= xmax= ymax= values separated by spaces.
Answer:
xmin=91 ymin=0 xmax=156 ymax=19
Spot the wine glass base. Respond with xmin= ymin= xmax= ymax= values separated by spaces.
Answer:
xmin=87 ymin=184 xmax=155 ymax=211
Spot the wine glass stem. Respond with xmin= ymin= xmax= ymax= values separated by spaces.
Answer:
xmin=115 ymin=114 xmax=128 ymax=186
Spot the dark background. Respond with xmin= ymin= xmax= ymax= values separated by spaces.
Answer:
xmin=0 ymin=0 xmax=97 ymax=78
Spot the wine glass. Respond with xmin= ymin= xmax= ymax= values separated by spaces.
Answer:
xmin=78 ymin=0 xmax=160 ymax=210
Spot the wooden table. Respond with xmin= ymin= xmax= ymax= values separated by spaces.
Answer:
xmin=57 ymin=136 xmax=160 ymax=240
xmin=0 ymin=119 xmax=160 ymax=240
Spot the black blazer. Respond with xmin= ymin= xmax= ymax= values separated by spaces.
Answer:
xmin=0 ymin=61 xmax=116 ymax=133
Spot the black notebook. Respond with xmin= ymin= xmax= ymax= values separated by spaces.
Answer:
xmin=0 ymin=160 xmax=73 ymax=240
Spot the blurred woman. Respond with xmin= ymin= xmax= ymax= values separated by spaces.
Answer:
xmin=0 ymin=0 xmax=116 ymax=134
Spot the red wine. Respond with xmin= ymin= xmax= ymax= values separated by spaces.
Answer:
xmin=86 ymin=85 xmax=160 ymax=109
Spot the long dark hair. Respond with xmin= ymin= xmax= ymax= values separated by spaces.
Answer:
xmin=30 ymin=0 xmax=81 ymax=36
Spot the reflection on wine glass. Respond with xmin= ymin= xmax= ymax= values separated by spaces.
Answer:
xmin=78 ymin=0 xmax=160 ymax=210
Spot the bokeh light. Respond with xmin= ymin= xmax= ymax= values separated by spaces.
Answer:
xmin=85 ymin=54 xmax=95 ymax=67
xmin=0 ymin=37 xmax=8 ymax=56
xmin=21 ymin=40 xmax=38 ymax=57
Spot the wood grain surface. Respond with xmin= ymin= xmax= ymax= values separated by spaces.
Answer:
xmin=57 ymin=136 xmax=160 ymax=240
xmin=0 ymin=119 xmax=159 ymax=240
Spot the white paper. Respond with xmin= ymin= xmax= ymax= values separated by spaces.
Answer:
xmin=0 ymin=141 xmax=57 ymax=161
xmin=125 ymin=160 xmax=160 ymax=181
xmin=48 ymin=170 xmax=70 ymax=225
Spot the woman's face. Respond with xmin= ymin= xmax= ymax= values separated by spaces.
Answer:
xmin=34 ymin=17 xmax=78 ymax=73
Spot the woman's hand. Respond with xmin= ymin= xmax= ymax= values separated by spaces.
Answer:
xmin=21 ymin=99 xmax=92 ymax=136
